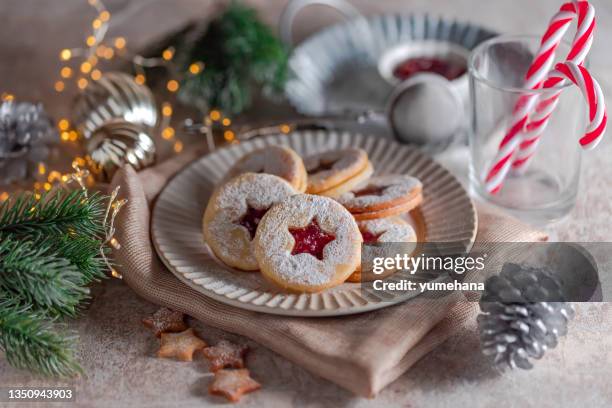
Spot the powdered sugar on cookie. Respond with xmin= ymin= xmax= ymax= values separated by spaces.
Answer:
xmin=338 ymin=175 xmax=422 ymax=212
xmin=304 ymin=148 xmax=368 ymax=194
xmin=254 ymin=194 xmax=361 ymax=291
xmin=225 ymin=145 xmax=306 ymax=191
xmin=203 ymin=173 xmax=297 ymax=271
xmin=358 ymin=217 xmax=416 ymax=243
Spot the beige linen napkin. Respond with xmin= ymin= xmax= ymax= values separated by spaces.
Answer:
xmin=110 ymin=148 xmax=546 ymax=397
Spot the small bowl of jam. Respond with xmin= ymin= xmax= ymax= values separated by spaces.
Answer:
xmin=378 ymin=41 xmax=471 ymax=146
xmin=378 ymin=40 xmax=469 ymax=85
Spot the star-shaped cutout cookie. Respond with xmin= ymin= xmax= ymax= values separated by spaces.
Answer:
xmin=157 ymin=328 xmax=207 ymax=361
xmin=202 ymin=340 xmax=248 ymax=372
xmin=142 ymin=307 xmax=188 ymax=337
xmin=208 ymin=369 xmax=261 ymax=402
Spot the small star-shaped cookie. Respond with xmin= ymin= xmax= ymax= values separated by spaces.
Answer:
xmin=157 ymin=328 xmax=207 ymax=361
xmin=209 ymin=369 xmax=261 ymax=402
xmin=202 ymin=340 xmax=248 ymax=372
xmin=142 ymin=307 xmax=188 ymax=337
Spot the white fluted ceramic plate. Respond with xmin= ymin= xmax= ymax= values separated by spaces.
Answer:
xmin=152 ymin=131 xmax=477 ymax=316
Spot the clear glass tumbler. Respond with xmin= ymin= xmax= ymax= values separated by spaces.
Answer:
xmin=468 ymin=35 xmax=586 ymax=225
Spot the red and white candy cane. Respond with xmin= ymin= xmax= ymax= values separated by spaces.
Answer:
xmin=512 ymin=0 xmax=596 ymax=170
xmin=547 ymin=62 xmax=607 ymax=149
xmin=484 ymin=0 xmax=595 ymax=194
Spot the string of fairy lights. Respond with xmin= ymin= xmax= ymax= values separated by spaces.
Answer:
xmin=1 ymin=0 xmax=298 ymax=278
xmin=0 ymin=0 xmax=238 ymax=203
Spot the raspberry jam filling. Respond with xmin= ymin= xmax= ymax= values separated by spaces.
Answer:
xmin=308 ymin=160 xmax=337 ymax=175
xmin=360 ymin=228 xmax=382 ymax=244
xmin=353 ymin=185 xmax=387 ymax=197
xmin=239 ymin=206 xmax=269 ymax=239
xmin=393 ymin=57 xmax=467 ymax=81
xmin=289 ymin=219 xmax=336 ymax=260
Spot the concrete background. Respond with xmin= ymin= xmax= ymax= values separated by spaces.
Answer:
xmin=0 ymin=1 xmax=611 ymax=407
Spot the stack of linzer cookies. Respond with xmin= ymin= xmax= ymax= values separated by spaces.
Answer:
xmin=203 ymin=145 xmax=422 ymax=292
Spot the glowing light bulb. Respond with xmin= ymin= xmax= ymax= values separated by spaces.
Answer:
xmin=166 ymin=80 xmax=179 ymax=92
xmin=173 ymin=141 xmax=183 ymax=153
xmin=60 ymin=67 xmax=72 ymax=78
xmin=60 ymin=49 xmax=72 ymax=60
xmin=189 ymin=62 xmax=203 ymax=74
xmin=114 ymin=37 xmax=126 ymax=49
xmin=209 ymin=110 xmax=221 ymax=121
xmin=134 ymin=74 xmax=146 ymax=85
xmin=162 ymin=48 xmax=174 ymax=61
xmin=162 ymin=127 xmax=175 ymax=140
xmin=48 ymin=171 xmax=62 ymax=182
xmin=58 ymin=119 xmax=70 ymax=131
xmin=80 ymin=62 xmax=92 ymax=74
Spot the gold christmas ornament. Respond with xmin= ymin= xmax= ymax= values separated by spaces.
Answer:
xmin=85 ymin=119 xmax=156 ymax=182
xmin=72 ymin=71 xmax=158 ymax=139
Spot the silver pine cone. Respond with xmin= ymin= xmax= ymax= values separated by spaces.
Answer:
xmin=478 ymin=263 xmax=574 ymax=370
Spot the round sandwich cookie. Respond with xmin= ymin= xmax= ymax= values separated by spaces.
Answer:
xmin=203 ymin=173 xmax=297 ymax=271
xmin=317 ymin=161 xmax=374 ymax=198
xmin=338 ymin=175 xmax=422 ymax=214
xmin=253 ymin=194 xmax=362 ymax=292
xmin=224 ymin=145 xmax=307 ymax=192
xmin=304 ymin=148 xmax=369 ymax=194
xmin=347 ymin=217 xmax=417 ymax=283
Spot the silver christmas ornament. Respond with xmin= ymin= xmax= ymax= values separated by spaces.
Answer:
xmin=478 ymin=263 xmax=574 ymax=370
xmin=72 ymin=72 xmax=158 ymax=139
xmin=0 ymin=100 xmax=56 ymax=184
xmin=85 ymin=119 xmax=156 ymax=182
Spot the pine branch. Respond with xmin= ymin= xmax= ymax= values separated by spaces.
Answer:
xmin=0 ymin=190 xmax=107 ymax=240
xmin=177 ymin=1 xmax=288 ymax=114
xmin=0 ymin=295 xmax=81 ymax=377
xmin=0 ymin=237 xmax=90 ymax=317
xmin=52 ymin=234 xmax=108 ymax=285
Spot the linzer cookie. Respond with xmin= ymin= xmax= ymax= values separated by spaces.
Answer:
xmin=317 ymin=161 xmax=374 ymax=198
xmin=203 ymin=173 xmax=297 ymax=271
xmin=253 ymin=194 xmax=362 ymax=292
xmin=347 ymin=217 xmax=417 ymax=282
xmin=225 ymin=145 xmax=307 ymax=192
xmin=338 ymin=175 xmax=423 ymax=220
xmin=304 ymin=148 xmax=369 ymax=194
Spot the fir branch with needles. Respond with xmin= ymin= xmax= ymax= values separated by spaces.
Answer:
xmin=0 ymin=185 xmax=120 ymax=378
xmin=0 ymin=190 xmax=107 ymax=239
xmin=0 ymin=237 xmax=90 ymax=317
xmin=176 ymin=1 xmax=289 ymax=114
xmin=0 ymin=296 xmax=82 ymax=378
